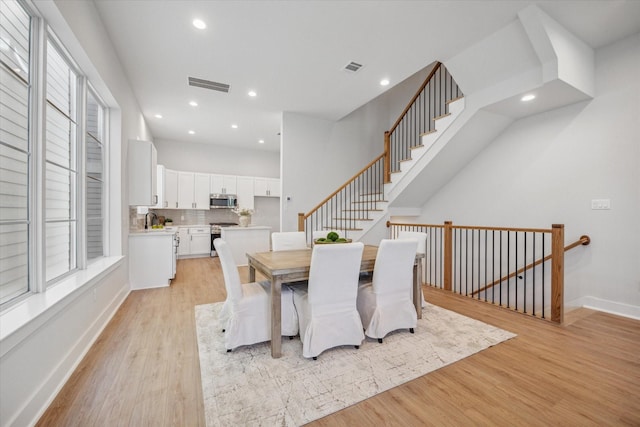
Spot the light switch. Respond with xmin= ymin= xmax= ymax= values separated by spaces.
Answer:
xmin=591 ymin=199 xmax=610 ymax=210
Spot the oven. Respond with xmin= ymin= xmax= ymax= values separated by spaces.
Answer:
xmin=210 ymin=222 xmax=238 ymax=257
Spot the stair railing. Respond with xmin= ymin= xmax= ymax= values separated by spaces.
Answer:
xmin=298 ymin=154 xmax=386 ymax=242
xmin=388 ymin=221 xmax=591 ymax=324
xmin=384 ymin=61 xmax=463 ymax=182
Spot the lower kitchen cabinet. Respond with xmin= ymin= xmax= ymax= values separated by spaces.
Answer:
xmin=129 ymin=232 xmax=177 ymax=290
xmin=178 ymin=226 xmax=210 ymax=258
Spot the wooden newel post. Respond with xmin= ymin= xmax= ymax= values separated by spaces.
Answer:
xmin=384 ymin=131 xmax=391 ymax=184
xmin=444 ymin=221 xmax=453 ymax=291
xmin=297 ymin=213 xmax=305 ymax=232
xmin=551 ymin=224 xmax=564 ymax=324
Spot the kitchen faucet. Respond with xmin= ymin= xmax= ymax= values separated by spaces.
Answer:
xmin=144 ymin=212 xmax=158 ymax=229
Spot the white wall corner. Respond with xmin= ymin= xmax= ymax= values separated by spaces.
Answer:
xmin=567 ymin=295 xmax=640 ymax=321
xmin=518 ymin=5 xmax=595 ymax=97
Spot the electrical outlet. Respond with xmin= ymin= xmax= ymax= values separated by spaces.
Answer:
xmin=591 ymin=199 xmax=610 ymax=210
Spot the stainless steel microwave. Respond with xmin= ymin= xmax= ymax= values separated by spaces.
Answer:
xmin=210 ymin=194 xmax=237 ymax=209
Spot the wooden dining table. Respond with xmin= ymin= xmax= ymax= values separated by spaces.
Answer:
xmin=247 ymin=244 xmax=424 ymax=358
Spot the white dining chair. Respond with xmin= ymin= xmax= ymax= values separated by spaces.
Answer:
xmin=357 ymin=238 xmax=418 ymax=343
xmin=272 ymin=231 xmax=308 ymax=251
xmin=292 ymin=242 xmax=365 ymax=359
xmin=214 ymin=238 xmax=299 ymax=352
xmin=398 ymin=230 xmax=428 ymax=307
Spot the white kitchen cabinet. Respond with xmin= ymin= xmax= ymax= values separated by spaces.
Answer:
xmin=236 ymin=176 xmax=255 ymax=210
xmin=177 ymin=172 xmax=209 ymax=209
xmin=129 ymin=231 xmax=175 ymax=289
xmin=189 ymin=226 xmax=211 ymax=255
xmin=254 ymin=177 xmax=280 ymax=197
xmin=177 ymin=226 xmax=210 ymax=257
xmin=210 ymin=174 xmax=237 ymax=194
xmin=128 ymin=139 xmax=158 ymax=206
xmin=177 ymin=227 xmax=190 ymax=256
xmin=154 ymin=165 xmax=165 ymax=208
xmin=164 ymin=169 xmax=178 ymax=209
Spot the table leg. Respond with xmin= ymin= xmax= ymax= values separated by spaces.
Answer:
xmin=249 ymin=264 xmax=255 ymax=282
xmin=271 ymin=277 xmax=282 ymax=358
xmin=414 ymin=262 xmax=422 ymax=319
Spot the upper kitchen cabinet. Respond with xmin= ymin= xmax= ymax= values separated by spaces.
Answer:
xmin=164 ymin=168 xmax=178 ymax=209
xmin=177 ymin=172 xmax=210 ymax=209
xmin=210 ymin=174 xmax=237 ymax=194
xmin=128 ymin=140 xmax=157 ymax=206
xmin=154 ymin=165 xmax=165 ymax=208
xmin=236 ymin=176 xmax=255 ymax=210
xmin=254 ymin=177 xmax=280 ymax=197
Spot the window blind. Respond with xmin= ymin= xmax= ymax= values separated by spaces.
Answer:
xmin=0 ymin=0 xmax=30 ymax=304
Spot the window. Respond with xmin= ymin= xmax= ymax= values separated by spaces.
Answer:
xmin=0 ymin=0 xmax=109 ymax=306
xmin=0 ymin=0 xmax=31 ymax=304
xmin=86 ymin=89 xmax=105 ymax=260
xmin=45 ymin=39 xmax=78 ymax=282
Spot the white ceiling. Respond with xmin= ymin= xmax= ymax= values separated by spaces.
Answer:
xmin=93 ymin=0 xmax=640 ymax=152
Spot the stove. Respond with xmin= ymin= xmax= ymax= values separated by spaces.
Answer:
xmin=210 ymin=222 xmax=238 ymax=256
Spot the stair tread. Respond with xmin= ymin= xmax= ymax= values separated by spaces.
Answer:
xmin=420 ymin=129 xmax=437 ymax=137
xmin=352 ymin=200 xmax=388 ymax=204
xmin=410 ymin=144 xmax=426 ymax=150
xmin=446 ymin=95 xmax=465 ymax=104
xmin=433 ymin=112 xmax=451 ymax=121
xmin=323 ymin=227 xmax=363 ymax=231
xmin=332 ymin=217 xmax=373 ymax=221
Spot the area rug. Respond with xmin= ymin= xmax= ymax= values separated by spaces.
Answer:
xmin=195 ymin=302 xmax=516 ymax=426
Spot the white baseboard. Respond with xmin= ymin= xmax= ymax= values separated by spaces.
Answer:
xmin=567 ymin=296 xmax=640 ymax=321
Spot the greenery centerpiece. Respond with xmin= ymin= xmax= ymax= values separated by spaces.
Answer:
xmin=314 ymin=231 xmax=351 ymax=244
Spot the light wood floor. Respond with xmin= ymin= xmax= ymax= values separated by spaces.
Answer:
xmin=37 ymin=257 xmax=640 ymax=426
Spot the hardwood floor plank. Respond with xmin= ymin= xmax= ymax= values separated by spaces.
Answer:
xmin=36 ymin=258 xmax=640 ymax=426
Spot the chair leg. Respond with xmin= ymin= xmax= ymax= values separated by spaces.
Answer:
xmin=355 ymin=345 xmax=359 ymax=349
xmin=313 ymin=356 xmax=317 ymax=360
xmin=289 ymin=336 xmax=294 ymax=340
xmin=226 ymin=349 xmax=231 ymax=353
xmin=410 ymin=328 xmax=414 ymax=334
xmin=378 ymin=338 xmax=383 ymax=344
xmin=222 ymin=328 xmax=225 ymax=332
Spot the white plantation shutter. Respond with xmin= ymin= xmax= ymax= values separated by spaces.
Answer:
xmin=45 ymin=39 xmax=78 ymax=283
xmin=0 ymin=0 xmax=30 ymax=304
xmin=86 ymin=90 xmax=104 ymax=260
xmin=0 ymin=1 xmax=110 ymax=306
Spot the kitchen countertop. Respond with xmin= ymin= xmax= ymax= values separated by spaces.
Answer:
xmin=222 ymin=225 xmax=271 ymax=231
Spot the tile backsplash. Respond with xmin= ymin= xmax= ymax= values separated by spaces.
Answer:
xmin=130 ymin=198 xmax=280 ymax=231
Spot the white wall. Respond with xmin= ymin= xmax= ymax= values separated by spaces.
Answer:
xmin=411 ymin=33 xmax=640 ymax=317
xmin=0 ymin=1 xmax=151 ymax=425
xmin=154 ymin=138 xmax=280 ymax=177
xmin=281 ymin=64 xmax=436 ymax=231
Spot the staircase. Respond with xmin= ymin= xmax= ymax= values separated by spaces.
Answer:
xmin=298 ymin=63 xmax=466 ymax=242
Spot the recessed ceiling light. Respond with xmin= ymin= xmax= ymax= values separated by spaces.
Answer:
xmin=192 ymin=19 xmax=206 ymax=30
xmin=154 ymin=114 xmax=163 ymax=119
xmin=380 ymin=79 xmax=390 ymax=86
xmin=521 ymin=94 xmax=536 ymax=102
xmin=248 ymin=90 xmax=257 ymax=97
xmin=188 ymin=130 xmax=195 ymax=135
xmin=189 ymin=101 xmax=198 ymax=107
xmin=231 ymin=124 xmax=238 ymax=129
xmin=258 ymin=139 xmax=265 ymax=144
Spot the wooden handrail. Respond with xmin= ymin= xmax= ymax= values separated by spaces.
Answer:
xmin=470 ymin=235 xmax=591 ymax=296
xmin=301 ymin=153 xmax=385 ymax=221
xmin=388 ymin=62 xmax=441 ymax=135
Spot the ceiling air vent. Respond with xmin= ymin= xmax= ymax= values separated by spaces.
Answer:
xmin=343 ymin=61 xmax=363 ymax=73
xmin=188 ymin=77 xmax=230 ymax=93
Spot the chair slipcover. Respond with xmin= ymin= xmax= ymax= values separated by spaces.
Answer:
xmin=292 ymin=242 xmax=365 ymax=358
xmin=215 ymin=238 xmax=299 ymax=351
xmin=271 ymin=231 xmax=308 ymax=251
xmin=357 ymin=239 xmax=418 ymax=340
xmin=397 ymin=230 xmax=428 ymax=307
